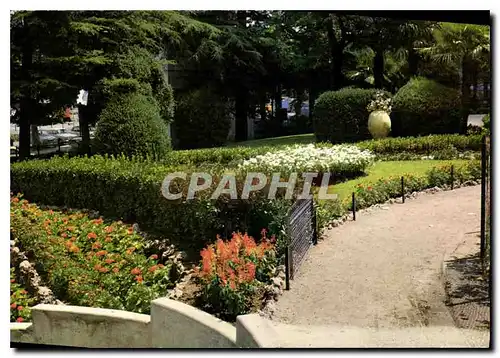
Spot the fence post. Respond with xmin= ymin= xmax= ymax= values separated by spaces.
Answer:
xmin=352 ymin=192 xmax=356 ymax=221
xmin=450 ymin=165 xmax=454 ymax=190
xmin=401 ymin=176 xmax=405 ymax=203
xmin=285 ymin=245 xmax=291 ymax=290
xmin=311 ymin=199 xmax=318 ymax=245
xmin=480 ymin=136 xmax=487 ymax=262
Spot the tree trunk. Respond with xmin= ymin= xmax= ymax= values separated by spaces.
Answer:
xmin=234 ymin=86 xmax=248 ymax=141
xmin=472 ymin=69 xmax=478 ymax=110
xmin=373 ymin=49 xmax=385 ymax=89
xmin=18 ymin=20 xmax=33 ymax=161
xmin=259 ymin=92 xmax=267 ymax=122
xmin=78 ymin=104 xmax=91 ymax=154
xmin=460 ymin=58 xmax=471 ymax=134
xmin=408 ymin=46 xmax=419 ymax=77
xmin=326 ymin=16 xmax=337 ymax=90
xmin=30 ymin=125 xmax=40 ymax=147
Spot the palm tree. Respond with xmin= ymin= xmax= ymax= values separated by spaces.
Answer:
xmin=418 ymin=22 xmax=490 ymax=133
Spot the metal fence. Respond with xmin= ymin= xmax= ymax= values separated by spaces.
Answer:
xmin=285 ymin=198 xmax=317 ymax=288
xmin=480 ymin=135 xmax=491 ymax=267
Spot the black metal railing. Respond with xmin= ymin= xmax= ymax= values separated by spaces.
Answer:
xmin=285 ymin=198 xmax=317 ymax=289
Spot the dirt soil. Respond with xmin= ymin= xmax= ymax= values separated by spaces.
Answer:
xmin=272 ymin=185 xmax=482 ymax=329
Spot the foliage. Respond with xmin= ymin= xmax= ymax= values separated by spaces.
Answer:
xmin=316 ymin=159 xmax=482 ymax=230
xmin=10 ymin=268 xmax=36 ymax=323
xmin=173 ymin=87 xmax=230 ymax=149
xmin=367 ymin=90 xmax=392 ymax=114
xmin=391 ymin=77 xmax=462 ymax=136
xmin=10 ymin=155 xmax=296 ymax=255
xmin=314 ymin=88 xmax=391 ymax=143
xmin=239 ymin=144 xmax=375 ymax=177
xmin=10 ymin=195 xmax=176 ymax=314
xmin=482 ymin=114 xmax=490 ymax=134
xmin=93 ymin=92 xmax=171 ymax=159
xmin=195 ymin=231 xmax=276 ymax=321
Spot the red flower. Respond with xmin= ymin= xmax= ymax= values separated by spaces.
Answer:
xmin=20 ymin=290 xmax=27 ymax=295
xmin=10 ymin=279 xmax=15 ymax=283
xmin=112 ymin=267 xmax=119 ymax=273
xmin=16 ymin=317 xmax=24 ymax=323
xmin=127 ymin=227 xmax=134 ymax=235
xmin=104 ymin=258 xmax=115 ymax=264
xmin=69 ymin=245 xmax=80 ymax=253
xmin=148 ymin=265 xmax=158 ymax=273
xmin=130 ymin=267 xmax=142 ymax=276
xmin=135 ymin=275 xmax=143 ymax=283
xmin=10 ymin=303 xmax=17 ymax=309
xmin=149 ymin=254 xmax=158 ymax=260
xmin=96 ymin=250 xmax=107 ymax=257
xmin=61 ymin=233 xmax=68 ymax=238
xmin=105 ymin=226 xmax=113 ymax=233
xmin=93 ymin=218 xmax=103 ymax=225
xmin=105 ymin=236 xmax=112 ymax=243
xmin=367 ymin=186 xmax=373 ymax=191
xmin=94 ymin=264 xmax=103 ymax=271
xmin=87 ymin=232 xmax=97 ymax=240
xmin=17 ymin=306 xmax=24 ymax=311
xmin=92 ymin=242 xmax=102 ymax=250
xmin=99 ymin=267 xmax=109 ymax=273
xmin=11 ymin=197 xmax=19 ymax=203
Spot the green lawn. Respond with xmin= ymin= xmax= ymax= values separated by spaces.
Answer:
xmin=228 ymin=133 xmax=315 ymax=148
xmin=325 ymin=159 xmax=470 ymax=200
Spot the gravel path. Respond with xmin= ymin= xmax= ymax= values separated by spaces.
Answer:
xmin=273 ymin=186 xmax=481 ymax=329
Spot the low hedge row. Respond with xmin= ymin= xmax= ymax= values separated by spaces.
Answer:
xmin=10 ymin=155 xmax=298 ymax=256
xmin=161 ymin=134 xmax=482 ymax=168
xmin=315 ymin=160 xmax=482 ymax=230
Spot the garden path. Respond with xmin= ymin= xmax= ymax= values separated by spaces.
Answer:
xmin=272 ymin=185 xmax=482 ymax=330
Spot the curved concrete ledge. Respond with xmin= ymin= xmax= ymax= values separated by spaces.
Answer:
xmin=151 ymin=298 xmax=236 ymax=348
xmin=12 ymin=304 xmax=151 ymax=348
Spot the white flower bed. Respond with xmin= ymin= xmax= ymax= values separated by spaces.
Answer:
xmin=238 ymin=144 xmax=375 ymax=175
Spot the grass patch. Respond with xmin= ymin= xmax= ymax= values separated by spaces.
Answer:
xmin=228 ymin=133 xmax=315 ymax=148
xmin=325 ymin=159 xmax=471 ymax=200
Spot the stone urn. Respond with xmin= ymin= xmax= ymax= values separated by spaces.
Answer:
xmin=368 ymin=110 xmax=391 ymax=139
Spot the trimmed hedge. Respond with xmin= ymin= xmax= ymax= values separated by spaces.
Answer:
xmin=313 ymin=88 xmax=391 ymax=144
xmin=392 ymin=77 xmax=462 ymax=137
xmin=159 ymin=134 xmax=482 ymax=168
xmin=315 ymin=160 xmax=482 ymax=230
xmin=10 ymin=155 xmax=297 ymax=256
xmin=93 ymin=92 xmax=172 ymax=159
xmin=173 ymin=87 xmax=230 ymax=149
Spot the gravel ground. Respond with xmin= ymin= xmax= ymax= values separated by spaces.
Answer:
xmin=273 ymin=185 xmax=482 ymax=329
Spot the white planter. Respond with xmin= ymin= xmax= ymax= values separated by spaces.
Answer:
xmin=368 ymin=110 xmax=391 ymax=139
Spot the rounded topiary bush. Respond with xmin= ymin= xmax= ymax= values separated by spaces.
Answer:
xmin=391 ymin=77 xmax=461 ymax=137
xmin=313 ymin=88 xmax=391 ymax=144
xmin=173 ymin=87 xmax=230 ymax=149
xmin=93 ymin=92 xmax=171 ymax=159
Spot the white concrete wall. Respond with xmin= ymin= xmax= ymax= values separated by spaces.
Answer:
xmin=151 ymin=298 xmax=237 ymax=348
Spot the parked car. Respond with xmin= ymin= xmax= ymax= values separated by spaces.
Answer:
xmin=37 ymin=131 xmax=58 ymax=146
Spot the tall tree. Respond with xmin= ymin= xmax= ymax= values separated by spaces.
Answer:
xmin=418 ymin=22 xmax=490 ymax=132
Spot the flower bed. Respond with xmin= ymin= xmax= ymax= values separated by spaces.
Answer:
xmin=10 ymin=195 xmax=180 ymax=318
xmin=194 ymin=231 xmax=277 ymax=322
xmin=238 ymin=144 xmax=375 ymax=178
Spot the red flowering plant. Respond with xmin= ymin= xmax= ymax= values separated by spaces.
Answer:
xmin=10 ymin=194 xmax=176 ymax=314
xmin=10 ymin=268 xmax=35 ymax=323
xmin=195 ymin=230 xmax=277 ymax=321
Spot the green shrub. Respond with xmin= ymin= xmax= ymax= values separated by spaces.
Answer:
xmin=483 ymin=114 xmax=490 ymax=134
xmin=195 ymin=232 xmax=276 ymax=321
xmin=93 ymin=92 xmax=171 ymax=159
xmin=355 ymin=134 xmax=482 ymax=154
xmin=313 ymin=88 xmax=391 ymax=143
xmin=392 ymin=77 xmax=461 ymax=136
xmin=10 ymin=156 xmax=297 ymax=256
xmin=173 ymin=87 xmax=230 ymax=149
xmin=10 ymin=195 xmax=176 ymax=314
xmin=10 ymin=268 xmax=35 ymax=323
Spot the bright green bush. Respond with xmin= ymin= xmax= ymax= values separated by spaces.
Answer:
xmin=173 ymin=87 xmax=230 ymax=149
xmin=93 ymin=92 xmax=171 ymax=159
xmin=10 ymin=195 xmax=176 ymax=314
xmin=313 ymin=88 xmax=391 ymax=143
xmin=392 ymin=77 xmax=461 ymax=137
